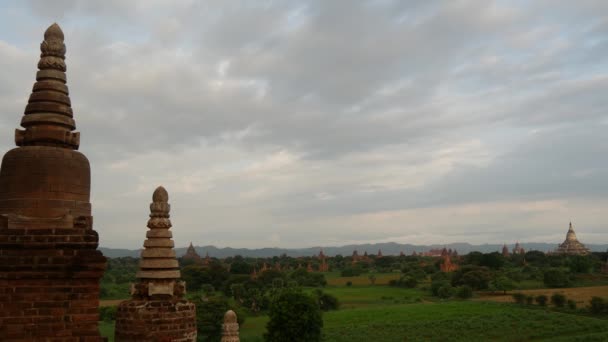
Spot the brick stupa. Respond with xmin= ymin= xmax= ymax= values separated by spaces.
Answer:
xmin=0 ymin=23 xmax=107 ymax=340
xmin=115 ymin=186 xmax=197 ymax=341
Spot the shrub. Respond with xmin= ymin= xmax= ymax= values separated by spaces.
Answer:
xmin=389 ymin=275 xmax=418 ymax=288
xmin=340 ymin=267 xmax=363 ymax=277
xmin=437 ymin=285 xmax=454 ymax=299
xmin=99 ymin=306 xmax=117 ymax=322
xmin=346 ymin=281 xmax=352 ymax=287
xmin=456 ymin=285 xmax=473 ymax=299
xmin=535 ymin=295 xmax=548 ymax=306
xmin=194 ymin=295 xmax=229 ymax=341
xmin=431 ymin=280 xmax=451 ymax=296
xmin=313 ymin=289 xmax=339 ymax=311
xmin=589 ymin=297 xmax=608 ymax=315
xmin=201 ymin=283 xmax=215 ymax=294
xmin=567 ymin=299 xmax=577 ymax=310
xmin=265 ymin=289 xmax=323 ymax=342
xmin=489 ymin=276 xmax=515 ymax=294
xmin=551 ymin=293 xmax=566 ymax=308
xmin=512 ymin=293 xmax=526 ymax=305
xmin=526 ymin=296 xmax=534 ymax=305
xmin=543 ymin=269 xmax=571 ymax=288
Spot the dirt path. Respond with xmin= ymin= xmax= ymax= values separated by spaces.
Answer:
xmin=99 ymin=299 xmax=124 ymax=307
xmin=476 ymin=285 xmax=608 ymax=304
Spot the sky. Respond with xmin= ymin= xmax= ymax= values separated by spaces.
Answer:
xmin=0 ymin=0 xmax=607 ymax=249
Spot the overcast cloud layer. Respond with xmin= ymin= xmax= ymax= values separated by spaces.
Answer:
xmin=0 ymin=0 xmax=607 ymax=249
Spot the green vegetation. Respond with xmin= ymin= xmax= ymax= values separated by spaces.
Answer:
xmin=265 ymin=289 xmax=323 ymax=342
xmin=98 ymin=250 xmax=608 ymax=341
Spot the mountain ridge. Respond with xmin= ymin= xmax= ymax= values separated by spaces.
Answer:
xmin=99 ymin=242 xmax=608 ymax=258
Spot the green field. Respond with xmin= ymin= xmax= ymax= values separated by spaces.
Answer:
xmin=98 ymin=284 xmax=608 ymax=341
xmin=240 ymin=300 xmax=608 ymax=342
xmin=99 ymin=321 xmax=115 ymax=342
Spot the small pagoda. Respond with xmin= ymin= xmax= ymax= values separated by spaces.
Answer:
xmin=183 ymin=242 xmax=202 ymax=263
xmin=115 ymin=186 xmax=197 ymax=341
xmin=501 ymin=244 xmax=510 ymax=257
xmin=555 ymin=222 xmax=590 ymax=255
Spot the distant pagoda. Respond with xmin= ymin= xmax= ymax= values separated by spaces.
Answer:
xmin=555 ymin=222 xmax=590 ymax=255
xmin=183 ymin=241 xmax=202 ymax=263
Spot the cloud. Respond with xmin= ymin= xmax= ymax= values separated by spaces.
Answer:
xmin=0 ymin=1 xmax=606 ymax=248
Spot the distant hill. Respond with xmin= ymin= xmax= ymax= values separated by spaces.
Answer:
xmin=99 ymin=242 xmax=608 ymax=258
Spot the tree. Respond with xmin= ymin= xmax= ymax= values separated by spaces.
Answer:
xmin=535 ymin=295 xmax=548 ymax=306
xmin=551 ymin=293 xmax=566 ymax=308
xmin=456 ymin=285 xmax=473 ymax=299
xmin=567 ymin=255 xmax=592 ymax=273
xmin=460 ymin=269 xmax=492 ymax=290
xmin=543 ymin=269 xmax=571 ymax=288
xmin=479 ymin=252 xmax=505 ymax=270
xmin=265 ymin=289 xmax=323 ymax=342
xmin=194 ymin=295 xmax=229 ymax=341
xmin=489 ymin=276 xmax=515 ymax=294
xmin=368 ymin=273 xmax=376 ymax=285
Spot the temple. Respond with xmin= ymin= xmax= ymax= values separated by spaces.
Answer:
xmin=183 ymin=242 xmax=202 ymax=263
xmin=318 ymin=249 xmax=329 ymax=272
xmin=439 ymin=248 xmax=459 ymax=272
xmin=114 ymin=186 xmax=197 ymax=341
xmin=501 ymin=244 xmax=510 ymax=257
xmin=555 ymin=222 xmax=590 ymax=255
xmin=512 ymin=242 xmax=525 ymax=255
xmin=0 ymin=23 xmax=107 ymax=340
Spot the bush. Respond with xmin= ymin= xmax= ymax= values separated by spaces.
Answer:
xmin=313 ymin=289 xmax=339 ymax=311
xmin=99 ymin=306 xmax=117 ymax=322
xmin=489 ymin=276 xmax=514 ymax=294
xmin=543 ymin=269 xmax=571 ymax=288
xmin=535 ymin=295 xmax=548 ymax=306
xmin=567 ymin=299 xmax=577 ymax=310
xmin=437 ymin=285 xmax=454 ymax=299
xmin=265 ymin=289 xmax=323 ymax=342
xmin=551 ymin=293 xmax=566 ymax=308
xmin=389 ymin=275 xmax=418 ymax=288
xmin=341 ymin=267 xmax=363 ymax=277
xmin=289 ymin=268 xmax=327 ymax=287
xmin=194 ymin=295 xmax=229 ymax=341
xmin=201 ymin=283 xmax=215 ymax=294
xmin=346 ymin=281 xmax=352 ymax=287
xmin=589 ymin=297 xmax=608 ymax=315
xmin=526 ymin=296 xmax=534 ymax=305
xmin=456 ymin=285 xmax=473 ymax=299
xmin=512 ymin=293 xmax=526 ymax=305
xmin=431 ymin=280 xmax=451 ymax=296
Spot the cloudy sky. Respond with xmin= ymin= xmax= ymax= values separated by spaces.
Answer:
xmin=0 ymin=1 xmax=607 ymax=249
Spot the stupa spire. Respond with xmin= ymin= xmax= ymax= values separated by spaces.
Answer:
xmin=136 ymin=186 xmax=181 ymax=280
xmin=17 ymin=23 xmax=79 ymax=149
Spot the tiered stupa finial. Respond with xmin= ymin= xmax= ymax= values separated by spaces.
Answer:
xmin=116 ymin=187 xmax=197 ymax=340
xmin=17 ymin=23 xmax=80 ymax=149
xmin=136 ymin=186 xmax=181 ymax=281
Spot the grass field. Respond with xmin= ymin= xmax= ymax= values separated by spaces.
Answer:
xmin=240 ymin=301 xmax=608 ymax=342
xmin=99 ymin=321 xmax=115 ymax=342
xmin=97 ymin=280 xmax=608 ymax=341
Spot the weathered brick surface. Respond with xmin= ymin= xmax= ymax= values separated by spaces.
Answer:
xmin=0 ymin=23 xmax=107 ymax=341
xmin=115 ymin=187 xmax=196 ymax=341
xmin=115 ymin=300 xmax=197 ymax=342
